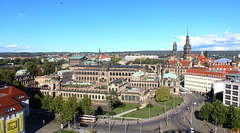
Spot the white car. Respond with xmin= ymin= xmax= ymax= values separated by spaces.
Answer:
xmin=190 ymin=128 xmax=194 ymax=133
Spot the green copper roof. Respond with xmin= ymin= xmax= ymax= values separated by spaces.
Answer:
xmin=132 ymin=70 xmax=144 ymax=76
xmin=16 ymin=69 xmax=28 ymax=74
xmin=69 ymin=56 xmax=85 ymax=59
xmin=163 ymin=72 xmax=178 ymax=79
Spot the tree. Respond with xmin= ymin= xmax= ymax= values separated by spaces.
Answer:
xmin=41 ymin=94 xmax=53 ymax=111
xmin=43 ymin=61 xmax=55 ymax=75
xmin=199 ymin=102 xmax=214 ymax=120
xmin=0 ymin=69 xmax=21 ymax=87
xmin=78 ymin=94 xmax=94 ymax=115
xmin=211 ymin=100 xmax=228 ymax=125
xmin=30 ymin=94 xmax=42 ymax=109
xmin=165 ymin=70 xmax=169 ymax=74
xmin=155 ymin=87 xmax=170 ymax=102
xmin=60 ymin=95 xmax=78 ymax=128
xmin=23 ymin=62 xmax=37 ymax=69
xmin=106 ymin=90 xmax=121 ymax=109
xmin=52 ymin=95 xmax=64 ymax=113
xmin=227 ymin=105 xmax=240 ymax=128
xmin=146 ymin=101 xmax=153 ymax=108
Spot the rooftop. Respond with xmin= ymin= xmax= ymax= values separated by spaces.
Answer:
xmin=132 ymin=70 xmax=144 ymax=76
xmin=69 ymin=56 xmax=85 ymax=60
xmin=163 ymin=72 xmax=178 ymax=79
xmin=214 ymin=58 xmax=232 ymax=63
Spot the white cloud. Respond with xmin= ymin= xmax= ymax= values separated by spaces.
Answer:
xmin=0 ymin=45 xmax=31 ymax=52
xmin=176 ymin=31 xmax=240 ymax=51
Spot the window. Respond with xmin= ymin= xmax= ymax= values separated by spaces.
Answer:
xmin=122 ymin=95 xmax=124 ymax=100
xmin=136 ymin=96 xmax=139 ymax=101
xmin=232 ymin=97 xmax=238 ymax=101
xmin=102 ymin=96 xmax=104 ymax=99
xmin=232 ymin=102 xmax=238 ymax=107
xmin=163 ymin=81 xmax=165 ymax=86
xmin=116 ymin=88 xmax=117 ymax=92
xmin=233 ymin=85 xmax=238 ymax=90
xmin=174 ymin=81 xmax=176 ymax=86
xmin=168 ymin=81 xmax=171 ymax=87
xmin=129 ymin=96 xmax=131 ymax=101
xmin=233 ymin=91 xmax=238 ymax=96
xmin=125 ymin=95 xmax=128 ymax=101
xmin=226 ymin=84 xmax=231 ymax=89
xmin=92 ymin=95 xmax=94 ymax=99
xmin=225 ymin=90 xmax=231 ymax=94
xmin=225 ymin=95 xmax=231 ymax=100
xmin=133 ymin=96 xmax=135 ymax=101
xmin=225 ymin=100 xmax=230 ymax=105
xmin=80 ymin=94 xmax=82 ymax=98
xmin=98 ymin=96 xmax=100 ymax=99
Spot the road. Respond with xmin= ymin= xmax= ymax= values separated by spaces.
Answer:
xmin=79 ymin=93 xmax=205 ymax=133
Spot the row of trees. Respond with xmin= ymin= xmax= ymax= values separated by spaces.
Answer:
xmin=0 ymin=58 xmax=65 ymax=76
xmin=199 ymin=100 xmax=240 ymax=129
xmin=127 ymin=58 xmax=163 ymax=65
xmin=33 ymin=94 xmax=95 ymax=128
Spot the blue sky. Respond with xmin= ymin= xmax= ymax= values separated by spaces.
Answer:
xmin=0 ymin=0 xmax=240 ymax=52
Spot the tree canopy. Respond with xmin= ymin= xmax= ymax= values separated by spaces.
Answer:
xmin=78 ymin=94 xmax=94 ymax=115
xmin=155 ymin=87 xmax=170 ymax=102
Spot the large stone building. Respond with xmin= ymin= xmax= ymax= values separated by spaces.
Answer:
xmin=69 ymin=56 xmax=88 ymax=66
xmin=161 ymin=73 xmax=179 ymax=95
xmin=162 ymin=29 xmax=193 ymax=77
xmin=69 ymin=65 xmax=147 ymax=84
xmin=15 ymin=69 xmax=37 ymax=88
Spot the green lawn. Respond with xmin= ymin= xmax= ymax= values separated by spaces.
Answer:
xmin=124 ymin=105 xmax=170 ymax=118
xmin=54 ymin=130 xmax=76 ymax=133
xmin=157 ymin=97 xmax=183 ymax=107
xmin=106 ymin=103 xmax=141 ymax=115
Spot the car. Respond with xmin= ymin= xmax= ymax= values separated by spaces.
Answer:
xmin=189 ymin=127 xmax=194 ymax=133
xmin=193 ymin=102 xmax=197 ymax=105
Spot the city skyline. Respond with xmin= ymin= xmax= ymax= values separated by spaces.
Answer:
xmin=0 ymin=0 xmax=240 ymax=52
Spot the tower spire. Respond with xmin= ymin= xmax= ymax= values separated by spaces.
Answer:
xmin=187 ymin=25 xmax=189 ymax=37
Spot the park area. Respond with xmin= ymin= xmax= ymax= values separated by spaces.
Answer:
xmin=105 ymin=103 xmax=141 ymax=115
xmin=157 ymin=97 xmax=183 ymax=107
xmin=124 ymin=105 xmax=170 ymax=119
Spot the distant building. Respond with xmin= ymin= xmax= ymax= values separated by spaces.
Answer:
xmin=0 ymin=86 xmax=29 ymax=133
xmin=223 ymin=73 xmax=240 ymax=107
xmin=124 ymin=55 xmax=158 ymax=62
xmin=15 ymin=69 xmax=37 ymax=88
xmin=69 ymin=56 xmax=88 ymax=66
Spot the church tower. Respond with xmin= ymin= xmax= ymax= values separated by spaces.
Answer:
xmin=172 ymin=41 xmax=178 ymax=56
xmin=183 ymin=28 xmax=192 ymax=60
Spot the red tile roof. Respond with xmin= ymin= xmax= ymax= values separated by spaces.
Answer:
xmin=180 ymin=61 xmax=191 ymax=67
xmin=0 ymin=86 xmax=29 ymax=116
xmin=99 ymin=54 xmax=110 ymax=59
xmin=0 ymin=94 xmax=24 ymax=117
xmin=186 ymin=67 xmax=240 ymax=79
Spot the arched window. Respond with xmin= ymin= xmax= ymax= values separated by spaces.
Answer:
xmin=168 ymin=81 xmax=171 ymax=87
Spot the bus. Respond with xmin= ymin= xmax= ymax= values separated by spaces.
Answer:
xmin=78 ymin=115 xmax=96 ymax=123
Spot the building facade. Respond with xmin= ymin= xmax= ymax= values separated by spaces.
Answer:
xmin=0 ymin=86 xmax=29 ymax=133
xmin=223 ymin=73 xmax=240 ymax=107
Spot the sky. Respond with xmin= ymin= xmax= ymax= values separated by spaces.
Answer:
xmin=0 ymin=0 xmax=240 ymax=52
